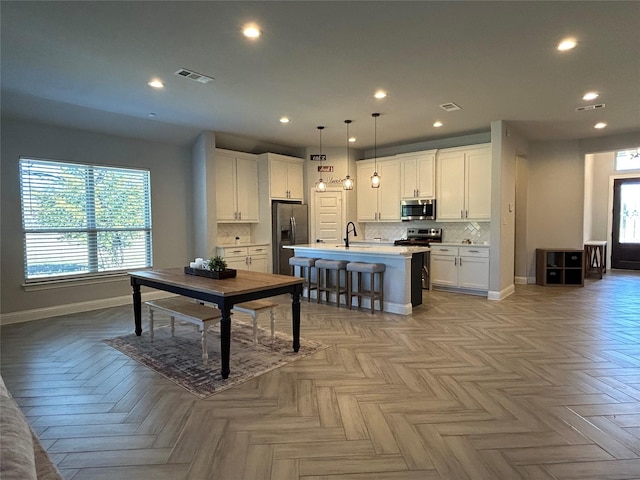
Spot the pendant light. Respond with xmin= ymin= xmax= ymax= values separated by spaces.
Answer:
xmin=315 ymin=126 xmax=327 ymax=192
xmin=371 ymin=113 xmax=381 ymax=188
xmin=343 ymin=120 xmax=354 ymax=190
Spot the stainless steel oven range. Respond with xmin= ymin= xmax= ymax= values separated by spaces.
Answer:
xmin=394 ymin=228 xmax=442 ymax=289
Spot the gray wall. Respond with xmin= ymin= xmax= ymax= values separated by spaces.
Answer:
xmin=1 ymin=117 xmax=193 ymax=314
xmin=586 ymin=151 xmax=640 ymax=242
xmin=524 ymin=132 xmax=640 ymax=279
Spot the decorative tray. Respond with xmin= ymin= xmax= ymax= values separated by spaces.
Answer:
xmin=184 ymin=267 xmax=237 ymax=279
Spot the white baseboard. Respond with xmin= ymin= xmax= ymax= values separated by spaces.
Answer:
xmin=488 ymin=284 xmax=515 ymax=301
xmin=514 ymin=276 xmax=528 ymax=285
xmin=0 ymin=291 xmax=176 ymax=325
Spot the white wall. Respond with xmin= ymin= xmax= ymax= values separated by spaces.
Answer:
xmin=0 ymin=117 xmax=193 ymax=315
xmin=515 ymin=155 xmax=529 ymax=282
xmin=488 ymin=121 xmax=527 ymax=298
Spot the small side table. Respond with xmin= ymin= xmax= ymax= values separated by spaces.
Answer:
xmin=584 ymin=241 xmax=607 ymax=279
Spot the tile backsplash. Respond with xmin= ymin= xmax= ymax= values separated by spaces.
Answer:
xmin=217 ymin=223 xmax=252 ymax=245
xmin=364 ymin=221 xmax=491 ymax=244
xmin=218 ymin=220 xmax=490 ymax=246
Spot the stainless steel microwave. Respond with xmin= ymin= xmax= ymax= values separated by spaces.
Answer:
xmin=401 ymin=199 xmax=436 ymax=221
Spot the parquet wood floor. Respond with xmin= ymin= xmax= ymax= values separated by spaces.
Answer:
xmin=2 ymin=271 xmax=640 ymax=479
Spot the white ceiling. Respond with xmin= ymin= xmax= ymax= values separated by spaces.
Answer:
xmin=2 ymin=1 xmax=639 ymax=152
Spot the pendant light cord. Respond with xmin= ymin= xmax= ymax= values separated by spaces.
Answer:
xmin=345 ymin=120 xmax=351 ymax=176
xmin=372 ymin=113 xmax=380 ymax=172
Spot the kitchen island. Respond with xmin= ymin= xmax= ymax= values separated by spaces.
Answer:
xmin=284 ymin=243 xmax=430 ymax=315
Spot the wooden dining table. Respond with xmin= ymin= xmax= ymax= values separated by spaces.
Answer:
xmin=129 ymin=268 xmax=304 ymax=378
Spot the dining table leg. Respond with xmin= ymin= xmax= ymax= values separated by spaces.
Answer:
xmin=132 ymin=281 xmax=142 ymax=336
xmin=220 ymin=305 xmax=232 ymax=379
xmin=292 ymin=284 xmax=302 ymax=352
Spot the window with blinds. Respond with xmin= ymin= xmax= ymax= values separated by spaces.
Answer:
xmin=19 ymin=158 xmax=152 ymax=281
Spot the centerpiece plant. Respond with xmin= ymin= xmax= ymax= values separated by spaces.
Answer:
xmin=207 ymin=255 xmax=227 ymax=272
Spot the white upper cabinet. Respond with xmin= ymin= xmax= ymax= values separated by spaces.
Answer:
xmin=268 ymin=154 xmax=304 ymax=200
xmin=356 ymin=157 xmax=401 ymax=222
xmin=436 ymin=144 xmax=491 ymax=221
xmin=215 ymin=150 xmax=259 ymax=223
xmin=399 ymin=150 xmax=436 ymax=199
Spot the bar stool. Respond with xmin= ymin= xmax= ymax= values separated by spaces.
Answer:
xmin=315 ymin=259 xmax=348 ymax=307
xmin=346 ymin=262 xmax=386 ymax=314
xmin=289 ymin=256 xmax=319 ymax=301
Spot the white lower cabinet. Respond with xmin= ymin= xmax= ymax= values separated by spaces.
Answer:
xmin=216 ymin=245 xmax=269 ymax=273
xmin=430 ymin=245 xmax=489 ymax=292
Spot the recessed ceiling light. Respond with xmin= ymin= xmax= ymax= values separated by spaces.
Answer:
xmin=557 ymin=38 xmax=577 ymax=51
xmin=348 ymin=137 xmax=356 ymax=143
xmin=583 ymin=91 xmax=599 ymax=101
xmin=147 ymin=79 xmax=164 ymax=89
xmin=373 ymin=90 xmax=387 ymax=99
xmin=594 ymin=122 xmax=607 ymax=129
xmin=243 ymin=24 xmax=262 ymax=38
xmin=279 ymin=117 xmax=290 ymax=124
xmin=433 ymin=121 xmax=443 ymax=128
xmin=147 ymin=112 xmax=157 ymax=118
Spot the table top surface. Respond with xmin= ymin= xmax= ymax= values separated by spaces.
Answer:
xmin=585 ymin=241 xmax=607 ymax=246
xmin=129 ymin=268 xmax=303 ymax=297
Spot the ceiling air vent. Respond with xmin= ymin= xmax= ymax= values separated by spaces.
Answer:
xmin=575 ymin=103 xmax=606 ymax=112
xmin=174 ymin=68 xmax=214 ymax=84
xmin=439 ymin=102 xmax=461 ymax=112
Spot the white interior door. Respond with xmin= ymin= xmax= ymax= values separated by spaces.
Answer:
xmin=313 ymin=189 xmax=344 ymax=244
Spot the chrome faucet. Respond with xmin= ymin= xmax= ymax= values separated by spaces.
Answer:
xmin=344 ymin=221 xmax=358 ymax=248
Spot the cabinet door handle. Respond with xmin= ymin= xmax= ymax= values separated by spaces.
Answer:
xmin=232 ymin=250 xmax=243 ymax=254
xmin=465 ymin=210 xmax=468 ymax=218
xmin=454 ymin=257 xmax=457 ymax=266
xmin=459 ymin=257 xmax=463 ymax=265
xmin=469 ymin=249 xmax=479 ymax=253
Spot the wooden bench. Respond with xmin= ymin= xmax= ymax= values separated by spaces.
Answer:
xmin=145 ymin=297 xmax=222 ymax=366
xmin=232 ymin=300 xmax=278 ymax=344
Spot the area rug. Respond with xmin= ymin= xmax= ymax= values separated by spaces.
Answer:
xmin=103 ymin=320 xmax=328 ymax=399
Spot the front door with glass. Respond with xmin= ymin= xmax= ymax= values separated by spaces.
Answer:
xmin=611 ymin=177 xmax=640 ymax=270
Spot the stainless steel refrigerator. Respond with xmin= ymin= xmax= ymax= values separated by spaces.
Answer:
xmin=272 ymin=202 xmax=309 ymax=275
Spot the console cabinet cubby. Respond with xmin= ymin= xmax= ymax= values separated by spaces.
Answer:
xmin=536 ymin=249 xmax=584 ymax=286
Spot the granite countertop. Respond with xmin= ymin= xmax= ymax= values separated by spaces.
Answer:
xmin=285 ymin=243 xmax=430 ymax=257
